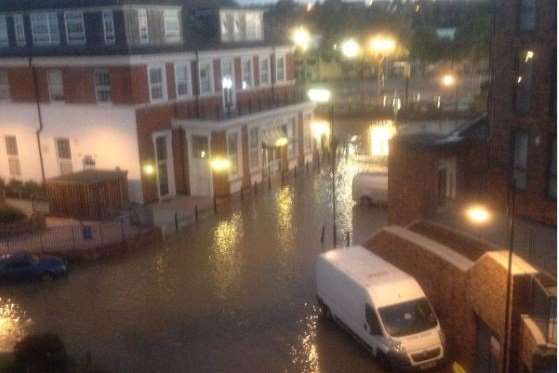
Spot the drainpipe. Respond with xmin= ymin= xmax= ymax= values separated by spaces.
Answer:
xmin=30 ymin=56 xmax=46 ymax=185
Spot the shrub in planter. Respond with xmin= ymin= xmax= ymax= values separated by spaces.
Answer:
xmin=11 ymin=333 xmax=68 ymax=372
xmin=0 ymin=204 xmax=26 ymax=224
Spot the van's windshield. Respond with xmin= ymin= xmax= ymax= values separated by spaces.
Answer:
xmin=377 ymin=298 xmax=438 ymax=337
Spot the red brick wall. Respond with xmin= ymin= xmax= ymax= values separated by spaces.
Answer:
xmin=7 ymin=67 xmax=38 ymax=103
xmin=63 ymin=68 xmax=96 ymax=104
xmin=129 ymin=66 xmax=150 ymax=104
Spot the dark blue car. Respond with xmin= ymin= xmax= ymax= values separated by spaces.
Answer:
xmin=0 ymin=253 xmax=67 ymax=282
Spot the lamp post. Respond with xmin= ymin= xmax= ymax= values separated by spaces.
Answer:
xmin=307 ymin=88 xmax=337 ymax=245
xmin=340 ymin=38 xmax=363 ymax=107
xmin=465 ymin=185 xmax=517 ymax=373
xmin=368 ymin=35 xmax=396 ymax=99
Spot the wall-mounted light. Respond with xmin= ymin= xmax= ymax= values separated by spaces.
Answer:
xmin=275 ymin=137 xmax=288 ymax=147
xmin=143 ymin=163 xmax=155 ymax=176
xmin=210 ymin=157 xmax=231 ymax=172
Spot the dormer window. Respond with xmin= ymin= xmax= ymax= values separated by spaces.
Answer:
xmin=31 ymin=12 xmax=60 ymax=46
xmin=138 ymin=8 xmax=149 ymax=44
xmin=103 ymin=11 xmax=116 ymax=45
xmin=220 ymin=10 xmax=263 ymax=43
xmin=65 ymin=11 xmax=86 ymax=45
xmin=14 ymin=15 xmax=26 ymax=46
xmin=0 ymin=16 xmax=8 ymax=47
xmin=163 ymin=9 xmax=181 ymax=43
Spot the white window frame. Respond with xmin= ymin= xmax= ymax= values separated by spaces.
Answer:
xmin=163 ymin=9 xmax=181 ymax=43
xmin=241 ymin=56 xmax=253 ymax=90
xmin=94 ymin=69 xmax=111 ymax=103
xmin=198 ymin=60 xmax=214 ymax=96
xmin=47 ymin=69 xmax=64 ymax=101
xmin=259 ymin=55 xmax=270 ymax=86
xmin=31 ymin=12 xmax=60 ymax=46
xmin=276 ymin=54 xmax=286 ymax=82
xmin=55 ymin=137 xmax=73 ymax=175
xmin=174 ymin=61 xmax=192 ymax=99
xmin=64 ymin=11 xmax=86 ymax=45
xmin=137 ymin=8 xmax=149 ymax=44
xmin=0 ymin=16 xmax=8 ymax=47
xmin=245 ymin=12 xmax=262 ymax=41
xmin=0 ymin=70 xmax=9 ymax=100
xmin=5 ymin=136 xmax=21 ymax=177
xmin=14 ymin=14 xmax=26 ymax=46
xmin=102 ymin=10 xmax=116 ymax=45
xmin=147 ymin=64 xmax=167 ymax=103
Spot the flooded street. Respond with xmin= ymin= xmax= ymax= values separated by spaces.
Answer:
xmin=0 ymin=120 xmax=448 ymax=372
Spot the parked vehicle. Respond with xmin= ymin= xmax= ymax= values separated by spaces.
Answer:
xmin=316 ymin=246 xmax=445 ymax=371
xmin=0 ymin=253 xmax=67 ymax=283
xmin=352 ymin=172 xmax=388 ymax=206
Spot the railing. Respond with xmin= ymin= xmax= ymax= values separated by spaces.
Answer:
xmin=0 ymin=219 xmax=140 ymax=256
xmin=530 ymin=274 xmax=557 ymax=345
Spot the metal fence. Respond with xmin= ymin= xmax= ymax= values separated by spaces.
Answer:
xmin=0 ymin=220 xmax=140 ymax=256
xmin=530 ymin=275 xmax=557 ymax=345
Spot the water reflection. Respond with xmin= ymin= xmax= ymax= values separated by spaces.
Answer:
xmin=0 ymin=297 xmax=31 ymax=352
xmin=289 ymin=303 xmax=320 ymax=373
xmin=210 ymin=213 xmax=243 ymax=300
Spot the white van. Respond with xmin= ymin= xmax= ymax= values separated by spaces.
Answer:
xmin=316 ymin=246 xmax=445 ymax=371
xmin=351 ymin=172 xmax=388 ymax=206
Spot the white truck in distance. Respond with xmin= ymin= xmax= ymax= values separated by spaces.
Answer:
xmin=351 ymin=172 xmax=388 ymax=206
xmin=316 ymin=246 xmax=445 ymax=371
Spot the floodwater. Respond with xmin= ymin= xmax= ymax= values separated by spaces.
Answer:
xmin=0 ymin=120 xmax=449 ymax=372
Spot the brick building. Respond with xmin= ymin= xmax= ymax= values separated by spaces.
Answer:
xmin=0 ymin=0 xmax=315 ymax=204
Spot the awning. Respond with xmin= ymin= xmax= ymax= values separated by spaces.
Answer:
xmin=262 ymin=127 xmax=288 ymax=148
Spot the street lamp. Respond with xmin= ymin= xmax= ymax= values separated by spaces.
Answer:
xmin=292 ymin=26 xmax=311 ymax=97
xmin=341 ymin=38 xmax=362 ymax=59
xmin=439 ymin=72 xmax=459 ymax=120
xmin=308 ymin=87 xmax=338 ymax=245
xmin=368 ymin=34 xmax=397 ymax=99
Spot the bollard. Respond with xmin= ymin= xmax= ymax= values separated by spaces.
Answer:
xmin=195 ymin=204 xmax=199 ymax=223
xmin=175 ymin=212 xmax=179 ymax=231
xmin=320 ymin=225 xmax=325 ymax=244
xmin=346 ymin=231 xmax=350 ymax=247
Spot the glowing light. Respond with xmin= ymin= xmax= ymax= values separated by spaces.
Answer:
xmin=369 ymin=121 xmax=396 ymax=156
xmin=517 ymin=76 xmax=523 ymax=84
xmin=143 ymin=164 xmax=155 ymax=176
xmin=222 ymin=77 xmax=233 ymax=90
xmin=311 ymin=120 xmax=331 ymax=140
xmin=441 ymin=73 xmax=456 ymax=87
xmin=200 ymin=150 xmax=207 ymax=159
xmin=0 ymin=298 xmax=31 ymax=353
xmin=341 ymin=38 xmax=362 ymax=59
xmin=275 ymin=137 xmax=288 ymax=147
xmin=210 ymin=157 xmax=231 ymax=172
xmin=465 ymin=205 xmax=492 ymax=225
xmin=291 ymin=26 xmax=311 ymax=51
xmin=525 ymin=50 xmax=534 ymax=62
xmin=307 ymin=88 xmax=331 ymax=103
xmin=368 ymin=35 xmax=397 ymax=55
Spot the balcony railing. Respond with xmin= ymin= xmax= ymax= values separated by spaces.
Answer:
xmin=529 ymin=273 xmax=557 ymax=345
xmin=181 ymin=87 xmax=307 ymax=121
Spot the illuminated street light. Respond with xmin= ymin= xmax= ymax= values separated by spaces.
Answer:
xmin=340 ymin=38 xmax=362 ymax=59
xmin=307 ymin=88 xmax=332 ymax=103
xmin=210 ymin=157 xmax=231 ymax=172
xmin=465 ymin=205 xmax=492 ymax=225
xmin=291 ymin=26 xmax=311 ymax=52
xmin=440 ymin=73 xmax=457 ymax=88
xmin=368 ymin=35 xmax=396 ymax=56
xmin=311 ymin=120 xmax=331 ymax=140
xmin=275 ymin=137 xmax=288 ymax=147
xmin=143 ymin=163 xmax=155 ymax=176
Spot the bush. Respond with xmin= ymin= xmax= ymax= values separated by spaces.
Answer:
xmin=12 ymin=333 xmax=68 ymax=373
xmin=0 ymin=204 xmax=26 ymax=224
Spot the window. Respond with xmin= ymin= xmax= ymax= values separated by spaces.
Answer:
xmin=191 ymin=136 xmax=208 ymax=159
xmin=518 ymin=0 xmax=536 ymax=32
xmin=55 ymin=138 xmax=72 ymax=175
xmin=148 ymin=66 xmax=166 ymax=102
xmin=513 ymin=131 xmax=529 ymax=189
xmin=259 ymin=56 xmax=270 ymax=86
xmin=304 ymin=113 xmax=312 ymax=153
xmin=14 ymin=15 xmax=26 ymax=46
xmin=227 ymin=132 xmax=239 ymax=177
xmin=102 ymin=11 xmax=115 ymax=45
xmin=235 ymin=13 xmax=246 ymax=41
xmin=31 ymin=12 xmax=60 ymax=46
xmin=515 ymin=50 xmax=534 ymax=115
xmin=175 ymin=62 xmax=191 ymax=98
xmin=163 ymin=9 xmax=181 ymax=43
xmin=276 ymin=55 xmax=286 ymax=82
xmin=549 ymin=139 xmax=556 ymax=199
xmin=241 ymin=58 xmax=253 ymax=90
xmin=47 ymin=70 xmax=64 ymax=101
xmin=0 ymin=70 xmax=9 ymax=100
xmin=138 ymin=8 xmax=149 ymax=44
xmin=94 ymin=69 xmax=111 ymax=102
xmin=249 ymin=127 xmax=260 ymax=170
xmin=365 ymin=304 xmax=383 ymax=335
xmin=4 ymin=136 xmax=21 ymax=177
xmin=199 ymin=61 xmax=213 ymax=95
xmin=221 ymin=12 xmax=234 ymax=42
xmin=246 ymin=12 xmax=262 ymax=41
xmin=0 ymin=16 xmax=8 ymax=47
xmin=64 ymin=11 xmax=86 ymax=44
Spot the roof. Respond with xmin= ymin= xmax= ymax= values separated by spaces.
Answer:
xmin=46 ymin=169 xmax=127 ymax=185
xmin=0 ymin=0 xmax=184 ymax=12
xmin=320 ymin=246 xmax=424 ymax=308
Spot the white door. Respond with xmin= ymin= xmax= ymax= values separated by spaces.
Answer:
xmin=154 ymin=134 xmax=175 ymax=199
xmin=189 ymin=134 xmax=211 ymax=196
xmin=221 ymin=58 xmax=236 ymax=112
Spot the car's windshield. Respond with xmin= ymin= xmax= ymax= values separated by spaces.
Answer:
xmin=377 ymin=298 xmax=438 ymax=337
